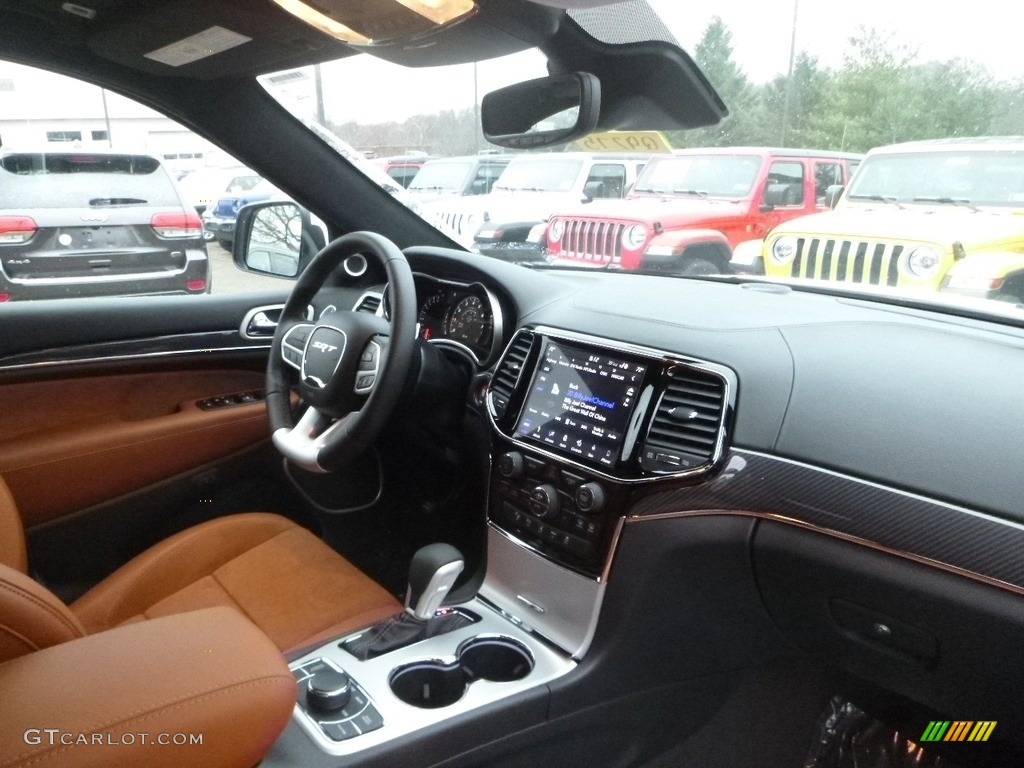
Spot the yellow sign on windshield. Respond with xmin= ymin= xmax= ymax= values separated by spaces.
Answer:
xmin=575 ymin=131 xmax=672 ymax=154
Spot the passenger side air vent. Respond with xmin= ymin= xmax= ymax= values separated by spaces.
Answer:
xmin=353 ymin=292 xmax=382 ymax=314
xmin=641 ymin=366 xmax=727 ymax=473
xmin=488 ymin=331 xmax=535 ymax=421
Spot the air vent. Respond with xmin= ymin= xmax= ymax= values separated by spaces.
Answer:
xmin=488 ymin=331 xmax=534 ymax=420
xmin=641 ymin=366 xmax=726 ymax=473
xmin=353 ymin=292 xmax=382 ymax=314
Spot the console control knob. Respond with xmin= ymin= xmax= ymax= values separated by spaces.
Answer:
xmin=528 ymin=484 xmax=560 ymax=519
xmin=307 ymin=668 xmax=352 ymax=712
xmin=497 ymin=451 xmax=525 ymax=479
xmin=575 ymin=482 xmax=606 ymax=513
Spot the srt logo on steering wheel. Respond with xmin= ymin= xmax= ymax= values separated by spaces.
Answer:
xmin=311 ymin=340 xmax=339 ymax=353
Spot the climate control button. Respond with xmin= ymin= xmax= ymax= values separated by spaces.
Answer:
xmin=527 ymin=484 xmax=560 ymax=519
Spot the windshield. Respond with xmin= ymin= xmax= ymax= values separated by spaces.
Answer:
xmin=254 ymin=0 xmax=1024 ymax=317
xmin=846 ymin=150 xmax=1024 ymax=207
xmin=493 ymin=159 xmax=585 ymax=193
xmin=409 ymin=160 xmax=474 ymax=192
xmin=633 ymin=154 xmax=762 ymax=197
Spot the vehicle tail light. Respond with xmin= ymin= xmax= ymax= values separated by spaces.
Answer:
xmin=0 ymin=293 xmax=10 ymax=302
xmin=0 ymin=215 xmax=38 ymax=245
xmin=186 ymin=279 xmax=208 ymax=292
xmin=151 ymin=211 xmax=203 ymax=238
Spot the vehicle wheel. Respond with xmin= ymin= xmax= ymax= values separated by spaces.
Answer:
xmin=266 ymin=231 xmax=417 ymax=473
xmin=679 ymin=258 xmax=719 ymax=276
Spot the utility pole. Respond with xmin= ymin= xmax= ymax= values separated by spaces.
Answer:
xmin=314 ymin=63 xmax=326 ymax=125
xmin=780 ymin=0 xmax=799 ymax=146
xmin=100 ymin=87 xmax=113 ymax=147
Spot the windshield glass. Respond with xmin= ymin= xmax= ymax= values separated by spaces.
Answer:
xmin=255 ymin=0 xmax=1024 ymax=318
xmin=409 ymin=160 xmax=474 ymax=192
xmin=493 ymin=159 xmax=585 ymax=192
xmin=633 ymin=155 xmax=762 ymax=197
xmin=846 ymin=150 xmax=1024 ymax=207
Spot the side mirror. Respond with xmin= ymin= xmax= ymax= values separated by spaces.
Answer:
xmin=582 ymin=180 xmax=605 ymax=202
xmin=481 ymin=73 xmax=600 ymax=149
xmin=233 ymin=202 xmax=326 ymax=278
xmin=760 ymin=183 xmax=790 ymax=211
xmin=825 ymin=184 xmax=845 ymax=209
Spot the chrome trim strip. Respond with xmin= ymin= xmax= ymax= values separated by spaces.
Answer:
xmin=240 ymin=303 xmax=285 ymax=340
xmin=627 ymin=508 xmax=1024 ymax=599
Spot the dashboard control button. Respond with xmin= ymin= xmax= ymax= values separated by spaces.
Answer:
xmin=528 ymin=484 xmax=559 ymax=518
xmin=322 ymin=721 xmax=360 ymax=742
xmin=498 ymin=451 xmax=525 ymax=479
xmin=575 ymin=482 xmax=606 ymax=513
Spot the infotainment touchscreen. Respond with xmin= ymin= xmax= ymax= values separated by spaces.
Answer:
xmin=515 ymin=340 xmax=647 ymax=468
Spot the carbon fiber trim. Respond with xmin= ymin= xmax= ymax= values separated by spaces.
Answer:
xmin=629 ymin=449 xmax=1024 ymax=595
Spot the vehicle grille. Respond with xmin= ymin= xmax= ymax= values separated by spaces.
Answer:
xmin=791 ymin=238 xmax=903 ymax=286
xmin=427 ymin=210 xmax=473 ymax=241
xmin=558 ymin=218 xmax=626 ymax=264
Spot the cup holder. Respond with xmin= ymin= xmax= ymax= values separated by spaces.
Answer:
xmin=389 ymin=635 xmax=534 ymax=709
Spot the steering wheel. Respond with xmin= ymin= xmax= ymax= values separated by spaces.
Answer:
xmin=266 ymin=231 xmax=417 ymax=473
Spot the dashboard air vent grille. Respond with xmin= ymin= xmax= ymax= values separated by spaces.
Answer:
xmin=643 ymin=366 xmax=726 ymax=471
xmin=353 ymin=292 xmax=382 ymax=314
xmin=488 ymin=331 xmax=534 ymax=420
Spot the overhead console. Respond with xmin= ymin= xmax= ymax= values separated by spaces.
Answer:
xmin=486 ymin=327 xmax=736 ymax=579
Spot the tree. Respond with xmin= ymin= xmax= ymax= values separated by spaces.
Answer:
xmin=760 ymin=53 xmax=835 ymax=149
xmin=669 ymin=17 xmax=759 ymax=147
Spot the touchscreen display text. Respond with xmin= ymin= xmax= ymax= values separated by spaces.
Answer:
xmin=515 ymin=341 xmax=647 ymax=467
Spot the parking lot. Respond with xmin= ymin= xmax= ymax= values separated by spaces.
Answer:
xmin=207 ymin=241 xmax=293 ymax=295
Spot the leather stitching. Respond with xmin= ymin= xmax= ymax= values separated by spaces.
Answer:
xmin=0 ymin=581 xmax=83 ymax=639
xmin=0 ymin=623 xmax=38 ymax=654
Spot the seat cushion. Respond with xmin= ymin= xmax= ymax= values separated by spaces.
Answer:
xmin=70 ymin=513 xmax=401 ymax=652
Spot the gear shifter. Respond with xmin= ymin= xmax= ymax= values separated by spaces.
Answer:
xmin=342 ymin=543 xmax=473 ymax=660
xmin=405 ymin=542 xmax=464 ymax=620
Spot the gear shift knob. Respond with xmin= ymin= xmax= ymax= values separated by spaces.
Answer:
xmin=405 ymin=543 xmax=464 ymax=620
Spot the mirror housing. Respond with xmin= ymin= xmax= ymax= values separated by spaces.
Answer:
xmin=233 ymin=202 xmax=326 ymax=278
xmin=481 ymin=73 xmax=600 ymax=149
xmin=825 ymin=184 xmax=845 ymax=209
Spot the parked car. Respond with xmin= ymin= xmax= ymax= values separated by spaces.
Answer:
xmin=762 ymin=137 xmax=1024 ymax=301
xmin=422 ymin=151 xmax=648 ymax=253
xmin=174 ymin=165 xmax=261 ymax=220
xmin=407 ymin=154 xmax=513 ymax=204
xmin=3 ymin=3 xmax=1024 ymax=768
xmin=201 ymin=177 xmax=282 ymax=250
xmin=0 ymin=148 xmax=209 ymax=301
xmin=543 ymin=147 xmax=861 ymax=274
xmin=374 ymin=154 xmax=430 ymax=188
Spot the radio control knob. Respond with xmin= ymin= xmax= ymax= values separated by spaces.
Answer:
xmin=528 ymin=484 xmax=560 ymax=519
xmin=497 ymin=451 xmax=525 ymax=479
xmin=307 ymin=668 xmax=352 ymax=712
xmin=575 ymin=482 xmax=606 ymax=513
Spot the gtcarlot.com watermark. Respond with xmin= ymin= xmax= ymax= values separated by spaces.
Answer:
xmin=24 ymin=729 xmax=203 ymax=747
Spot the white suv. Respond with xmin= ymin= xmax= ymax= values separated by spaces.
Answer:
xmin=419 ymin=152 xmax=649 ymax=255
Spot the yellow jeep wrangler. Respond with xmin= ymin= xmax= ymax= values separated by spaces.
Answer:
xmin=761 ymin=137 xmax=1024 ymax=303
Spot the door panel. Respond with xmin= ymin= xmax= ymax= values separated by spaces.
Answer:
xmin=0 ymin=369 xmax=268 ymax=525
xmin=0 ymin=291 xmax=290 ymax=525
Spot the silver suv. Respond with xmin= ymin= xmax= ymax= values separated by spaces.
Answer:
xmin=0 ymin=149 xmax=209 ymax=301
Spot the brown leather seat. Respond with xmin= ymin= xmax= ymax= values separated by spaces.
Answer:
xmin=0 ymin=475 xmax=401 ymax=663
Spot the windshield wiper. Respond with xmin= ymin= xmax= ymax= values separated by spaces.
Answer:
xmin=89 ymin=197 xmax=147 ymax=206
xmin=912 ymin=196 xmax=980 ymax=211
xmin=847 ymin=193 xmax=903 ymax=208
xmin=670 ymin=188 xmax=708 ymax=197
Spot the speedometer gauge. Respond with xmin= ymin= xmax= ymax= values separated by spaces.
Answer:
xmin=417 ymin=292 xmax=447 ymax=341
xmin=446 ymin=295 xmax=490 ymax=345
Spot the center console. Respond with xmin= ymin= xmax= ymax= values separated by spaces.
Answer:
xmin=285 ymin=326 xmax=734 ymax=759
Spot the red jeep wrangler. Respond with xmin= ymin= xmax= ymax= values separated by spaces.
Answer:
xmin=544 ymin=147 xmax=862 ymax=274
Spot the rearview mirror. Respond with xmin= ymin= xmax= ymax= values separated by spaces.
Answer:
xmin=825 ymin=184 xmax=845 ymax=209
xmin=481 ymin=73 xmax=600 ymax=149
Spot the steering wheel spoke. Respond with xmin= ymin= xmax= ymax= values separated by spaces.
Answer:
xmin=266 ymin=231 xmax=416 ymax=473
